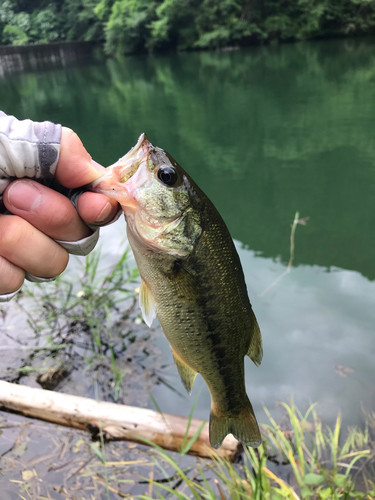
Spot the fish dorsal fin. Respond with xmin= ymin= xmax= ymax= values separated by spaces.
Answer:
xmin=171 ymin=347 xmax=197 ymax=395
xmin=139 ymin=278 xmax=157 ymax=327
xmin=246 ymin=309 xmax=263 ymax=367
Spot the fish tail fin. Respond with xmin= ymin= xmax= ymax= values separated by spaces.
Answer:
xmin=209 ymin=397 xmax=261 ymax=449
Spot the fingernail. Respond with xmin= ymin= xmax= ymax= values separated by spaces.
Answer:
xmin=95 ymin=201 xmax=113 ymax=223
xmin=8 ymin=181 xmax=42 ymax=212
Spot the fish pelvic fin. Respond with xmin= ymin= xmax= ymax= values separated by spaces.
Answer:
xmin=139 ymin=278 xmax=157 ymax=327
xmin=209 ymin=397 xmax=262 ymax=449
xmin=246 ymin=308 xmax=263 ymax=367
xmin=171 ymin=348 xmax=197 ymax=395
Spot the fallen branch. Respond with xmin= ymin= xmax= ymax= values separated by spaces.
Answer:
xmin=0 ymin=380 xmax=239 ymax=460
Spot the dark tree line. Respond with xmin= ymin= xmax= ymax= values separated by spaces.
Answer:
xmin=1 ymin=0 xmax=375 ymax=54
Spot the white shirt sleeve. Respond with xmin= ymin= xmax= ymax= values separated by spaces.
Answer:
xmin=0 ymin=111 xmax=61 ymax=197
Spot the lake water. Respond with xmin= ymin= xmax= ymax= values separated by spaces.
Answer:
xmin=1 ymin=38 xmax=375 ymax=432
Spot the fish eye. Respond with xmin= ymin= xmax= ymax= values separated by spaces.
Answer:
xmin=157 ymin=165 xmax=178 ymax=186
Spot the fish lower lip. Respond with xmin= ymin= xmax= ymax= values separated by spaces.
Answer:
xmin=88 ymin=171 xmax=132 ymax=201
xmin=89 ymin=171 xmax=117 ymax=193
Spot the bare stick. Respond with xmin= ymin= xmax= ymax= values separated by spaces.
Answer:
xmin=0 ymin=380 xmax=239 ymax=460
xmin=258 ymin=211 xmax=303 ymax=298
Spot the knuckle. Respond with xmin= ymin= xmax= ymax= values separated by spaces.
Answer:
xmin=47 ymin=245 xmax=69 ymax=277
xmin=46 ymin=202 xmax=76 ymax=231
xmin=0 ymin=216 xmax=27 ymax=252
xmin=0 ymin=257 xmax=25 ymax=294
xmin=0 ymin=215 xmax=69 ymax=279
xmin=62 ymin=127 xmax=85 ymax=157
xmin=62 ymin=126 xmax=76 ymax=143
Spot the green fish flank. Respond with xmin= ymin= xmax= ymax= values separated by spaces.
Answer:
xmin=89 ymin=134 xmax=263 ymax=449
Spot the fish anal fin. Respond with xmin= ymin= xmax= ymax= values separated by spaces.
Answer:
xmin=171 ymin=348 xmax=197 ymax=395
xmin=209 ymin=397 xmax=262 ymax=449
xmin=139 ymin=278 xmax=157 ymax=327
xmin=246 ymin=308 xmax=263 ymax=367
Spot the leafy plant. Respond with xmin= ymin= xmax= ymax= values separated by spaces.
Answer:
xmin=102 ymin=0 xmax=158 ymax=55
xmin=2 ymin=23 xmax=28 ymax=45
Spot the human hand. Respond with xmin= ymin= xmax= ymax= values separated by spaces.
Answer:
xmin=0 ymin=127 xmax=119 ymax=295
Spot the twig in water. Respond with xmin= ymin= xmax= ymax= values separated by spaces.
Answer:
xmin=214 ymin=478 xmax=226 ymax=500
xmin=93 ymin=475 xmax=132 ymax=498
xmin=148 ymin=469 xmax=154 ymax=498
xmin=94 ymin=378 xmax=111 ymax=500
xmin=66 ymin=456 xmax=93 ymax=481
xmin=258 ymin=211 xmax=308 ymax=298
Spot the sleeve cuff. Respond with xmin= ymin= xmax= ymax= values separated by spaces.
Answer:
xmin=55 ymin=226 xmax=100 ymax=256
xmin=25 ymin=273 xmax=57 ymax=283
xmin=0 ymin=286 xmax=22 ymax=302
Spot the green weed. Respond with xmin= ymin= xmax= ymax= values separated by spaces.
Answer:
xmin=1 ymin=244 xmax=165 ymax=404
xmin=135 ymin=401 xmax=375 ymax=499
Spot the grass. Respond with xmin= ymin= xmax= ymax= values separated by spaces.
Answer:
xmin=133 ymin=401 xmax=375 ymax=499
xmin=21 ymin=243 xmax=139 ymax=352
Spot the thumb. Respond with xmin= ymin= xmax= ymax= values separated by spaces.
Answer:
xmin=56 ymin=127 xmax=105 ymax=188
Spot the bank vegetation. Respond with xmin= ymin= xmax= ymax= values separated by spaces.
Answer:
xmin=1 ymin=0 xmax=375 ymax=55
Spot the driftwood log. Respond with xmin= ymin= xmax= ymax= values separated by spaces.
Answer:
xmin=0 ymin=381 xmax=240 ymax=460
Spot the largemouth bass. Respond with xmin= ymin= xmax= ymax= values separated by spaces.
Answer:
xmin=89 ymin=134 xmax=263 ymax=448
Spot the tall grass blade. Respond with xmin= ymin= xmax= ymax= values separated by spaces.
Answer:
xmin=180 ymin=389 xmax=203 ymax=455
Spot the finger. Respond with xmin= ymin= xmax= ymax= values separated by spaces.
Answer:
xmin=0 ymin=256 xmax=25 ymax=294
xmin=0 ymin=215 xmax=69 ymax=278
xmin=77 ymin=192 xmax=119 ymax=225
xmin=56 ymin=127 xmax=106 ymax=188
xmin=4 ymin=179 xmax=92 ymax=242
xmin=56 ymin=128 xmax=120 ymax=222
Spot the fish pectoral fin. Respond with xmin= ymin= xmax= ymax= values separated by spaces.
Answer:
xmin=139 ymin=278 xmax=157 ymax=327
xmin=171 ymin=348 xmax=197 ymax=395
xmin=246 ymin=309 xmax=263 ymax=367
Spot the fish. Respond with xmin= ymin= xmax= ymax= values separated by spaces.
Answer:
xmin=89 ymin=134 xmax=263 ymax=449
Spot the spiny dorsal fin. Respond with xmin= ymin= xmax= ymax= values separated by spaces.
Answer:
xmin=139 ymin=278 xmax=157 ymax=327
xmin=246 ymin=308 xmax=263 ymax=367
xmin=171 ymin=347 xmax=197 ymax=395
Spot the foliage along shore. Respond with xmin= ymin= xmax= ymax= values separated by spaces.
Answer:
xmin=1 ymin=0 xmax=375 ymax=56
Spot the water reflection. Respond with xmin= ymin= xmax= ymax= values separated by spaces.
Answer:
xmin=2 ymin=39 xmax=375 ymax=278
xmin=1 ymin=38 xmax=375 ymax=426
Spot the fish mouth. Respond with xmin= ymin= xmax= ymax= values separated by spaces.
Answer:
xmin=88 ymin=133 xmax=151 ymax=201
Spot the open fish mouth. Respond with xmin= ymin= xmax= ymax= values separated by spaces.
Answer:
xmin=88 ymin=133 xmax=151 ymax=196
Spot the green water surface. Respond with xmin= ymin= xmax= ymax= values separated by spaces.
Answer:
xmin=2 ymin=38 xmax=375 ymax=427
